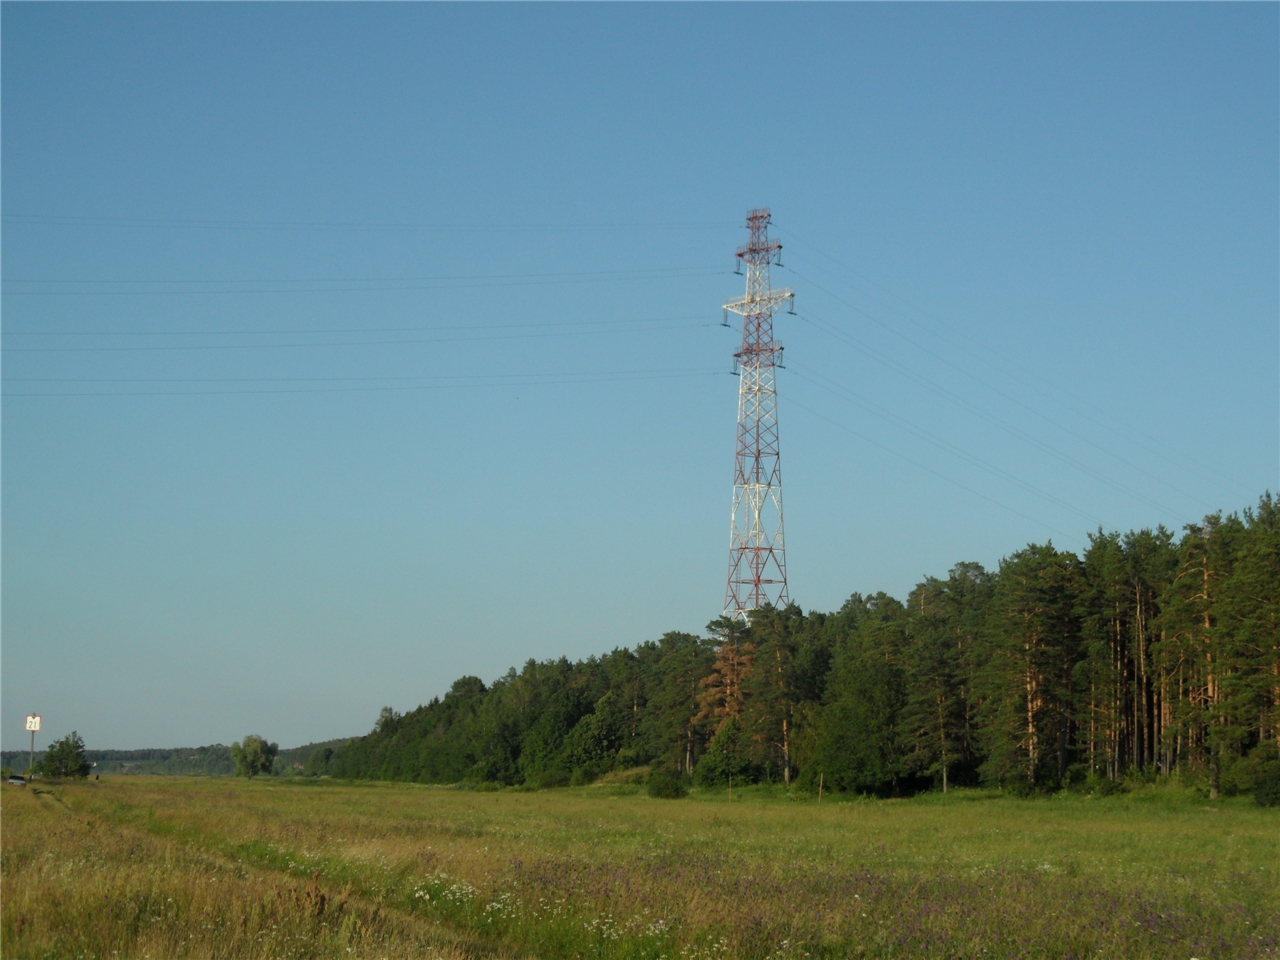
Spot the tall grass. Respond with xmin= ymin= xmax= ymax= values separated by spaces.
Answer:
xmin=0 ymin=784 xmax=497 ymax=959
xmin=3 ymin=778 xmax=1276 ymax=959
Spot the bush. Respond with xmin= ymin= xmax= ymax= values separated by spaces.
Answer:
xmin=1090 ymin=776 xmax=1126 ymax=797
xmin=1229 ymin=742 xmax=1280 ymax=806
xmin=647 ymin=767 xmax=688 ymax=799
xmin=531 ymin=769 xmax=570 ymax=789
xmin=1254 ymin=762 xmax=1280 ymax=807
xmin=1004 ymin=777 xmax=1036 ymax=799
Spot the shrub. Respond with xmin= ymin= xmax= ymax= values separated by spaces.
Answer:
xmin=647 ymin=767 xmax=688 ymax=799
xmin=1229 ymin=743 xmax=1280 ymax=806
xmin=1254 ymin=762 xmax=1280 ymax=807
xmin=531 ymin=769 xmax=570 ymax=789
xmin=1004 ymin=777 xmax=1036 ymax=799
xmin=1090 ymin=776 xmax=1126 ymax=798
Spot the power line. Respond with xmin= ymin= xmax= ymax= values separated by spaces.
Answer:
xmin=3 ymin=319 xmax=717 ymax=353
xmin=784 ymin=264 xmax=1219 ymax=515
xmin=2 ymin=214 xmax=738 ymax=233
xmin=1 ymin=267 xmax=728 ymax=297
xmin=2 ymin=368 xmax=725 ymax=398
xmin=2 ymin=314 xmax=707 ymax=337
xmin=775 ymin=227 xmax=1255 ymax=503
xmin=2 ymin=267 xmax=721 ymax=285
xmin=790 ymin=305 xmax=1190 ymax=524
xmin=781 ymin=391 xmax=1082 ymax=547
xmin=787 ymin=362 xmax=1106 ymax=528
xmin=7 ymin=366 xmax=711 ymax=386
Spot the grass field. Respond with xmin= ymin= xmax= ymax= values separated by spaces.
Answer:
xmin=2 ymin=777 xmax=1276 ymax=959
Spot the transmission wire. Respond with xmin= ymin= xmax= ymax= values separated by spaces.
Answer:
xmin=775 ymin=227 xmax=1254 ymax=503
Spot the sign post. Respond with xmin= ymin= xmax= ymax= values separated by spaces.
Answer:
xmin=25 ymin=714 xmax=41 ymax=776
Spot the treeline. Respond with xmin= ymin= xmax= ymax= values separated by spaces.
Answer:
xmin=312 ymin=494 xmax=1273 ymax=799
xmin=1 ymin=745 xmax=233 ymax=777
xmin=1 ymin=740 xmax=347 ymax=777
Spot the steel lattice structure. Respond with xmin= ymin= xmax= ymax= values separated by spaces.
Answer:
xmin=723 ymin=208 xmax=793 ymax=619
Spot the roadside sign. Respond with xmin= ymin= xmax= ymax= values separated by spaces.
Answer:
xmin=25 ymin=714 xmax=41 ymax=776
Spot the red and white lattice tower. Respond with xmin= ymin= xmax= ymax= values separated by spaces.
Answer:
xmin=723 ymin=208 xmax=793 ymax=619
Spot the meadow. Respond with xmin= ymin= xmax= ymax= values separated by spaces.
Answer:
xmin=2 ymin=777 xmax=1276 ymax=960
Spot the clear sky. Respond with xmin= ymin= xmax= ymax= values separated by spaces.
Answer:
xmin=3 ymin=4 xmax=1276 ymax=752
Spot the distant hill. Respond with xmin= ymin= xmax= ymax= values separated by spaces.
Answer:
xmin=1 ymin=738 xmax=350 ymax=777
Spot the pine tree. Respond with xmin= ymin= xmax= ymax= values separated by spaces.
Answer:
xmin=814 ymin=594 xmax=908 ymax=795
xmin=1217 ymin=496 xmax=1280 ymax=771
xmin=743 ymin=603 xmax=808 ymax=785
xmin=902 ymin=578 xmax=965 ymax=792
xmin=978 ymin=545 xmax=1082 ymax=792
xmin=697 ymin=617 xmax=757 ymax=735
xmin=37 ymin=731 xmax=91 ymax=779
xmin=643 ymin=632 xmax=716 ymax=774
xmin=1157 ymin=514 xmax=1245 ymax=796
xmin=1123 ymin=527 xmax=1178 ymax=774
xmin=1080 ymin=531 xmax=1129 ymax=779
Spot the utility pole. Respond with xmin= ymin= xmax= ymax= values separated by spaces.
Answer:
xmin=723 ymin=208 xmax=793 ymax=619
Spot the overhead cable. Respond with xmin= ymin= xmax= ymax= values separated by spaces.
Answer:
xmin=781 ymin=391 xmax=1082 ymax=547
xmin=4 ymin=319 xmax=717 ymax=353
xmin=787 ymin=362 xmax=1106 ymax=528
xmin=775 ymin=227 xmax=1252 ymax=503
xmin=2 ymin=267 xmax=728 ymax=297
xmin=791 ymin=305 xmax=1189 ymax=524
xmin=3 ymin=214 xmax=738 ymax=233
xmin=3 ymin=368 xmax=725 ymax=398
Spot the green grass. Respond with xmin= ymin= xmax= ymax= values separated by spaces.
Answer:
xmin=3 ymin=777 xmax=1276 ymax=959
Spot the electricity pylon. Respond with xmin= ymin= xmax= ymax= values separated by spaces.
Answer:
xmin=723 ymin=208 xmax=793 ymax=619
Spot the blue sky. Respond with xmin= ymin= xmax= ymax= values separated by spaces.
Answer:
xmin=3 ymin=4 xmax=1275 ymax=751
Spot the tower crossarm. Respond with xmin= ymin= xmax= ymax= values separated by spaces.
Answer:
xmin=723 ymin=287 xmax=794 ymax=317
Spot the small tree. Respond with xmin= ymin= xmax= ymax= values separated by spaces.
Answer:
xmin=38 ymin=731 xmax=92 ymax=779
xmin=231 ymin=735 xmax=278 ymax=778
xmin=694 ymin=716 xmax=754 ymax=787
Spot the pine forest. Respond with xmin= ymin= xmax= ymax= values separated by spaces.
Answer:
xmin=310 ymin=494 xmax=1280 ymax=801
